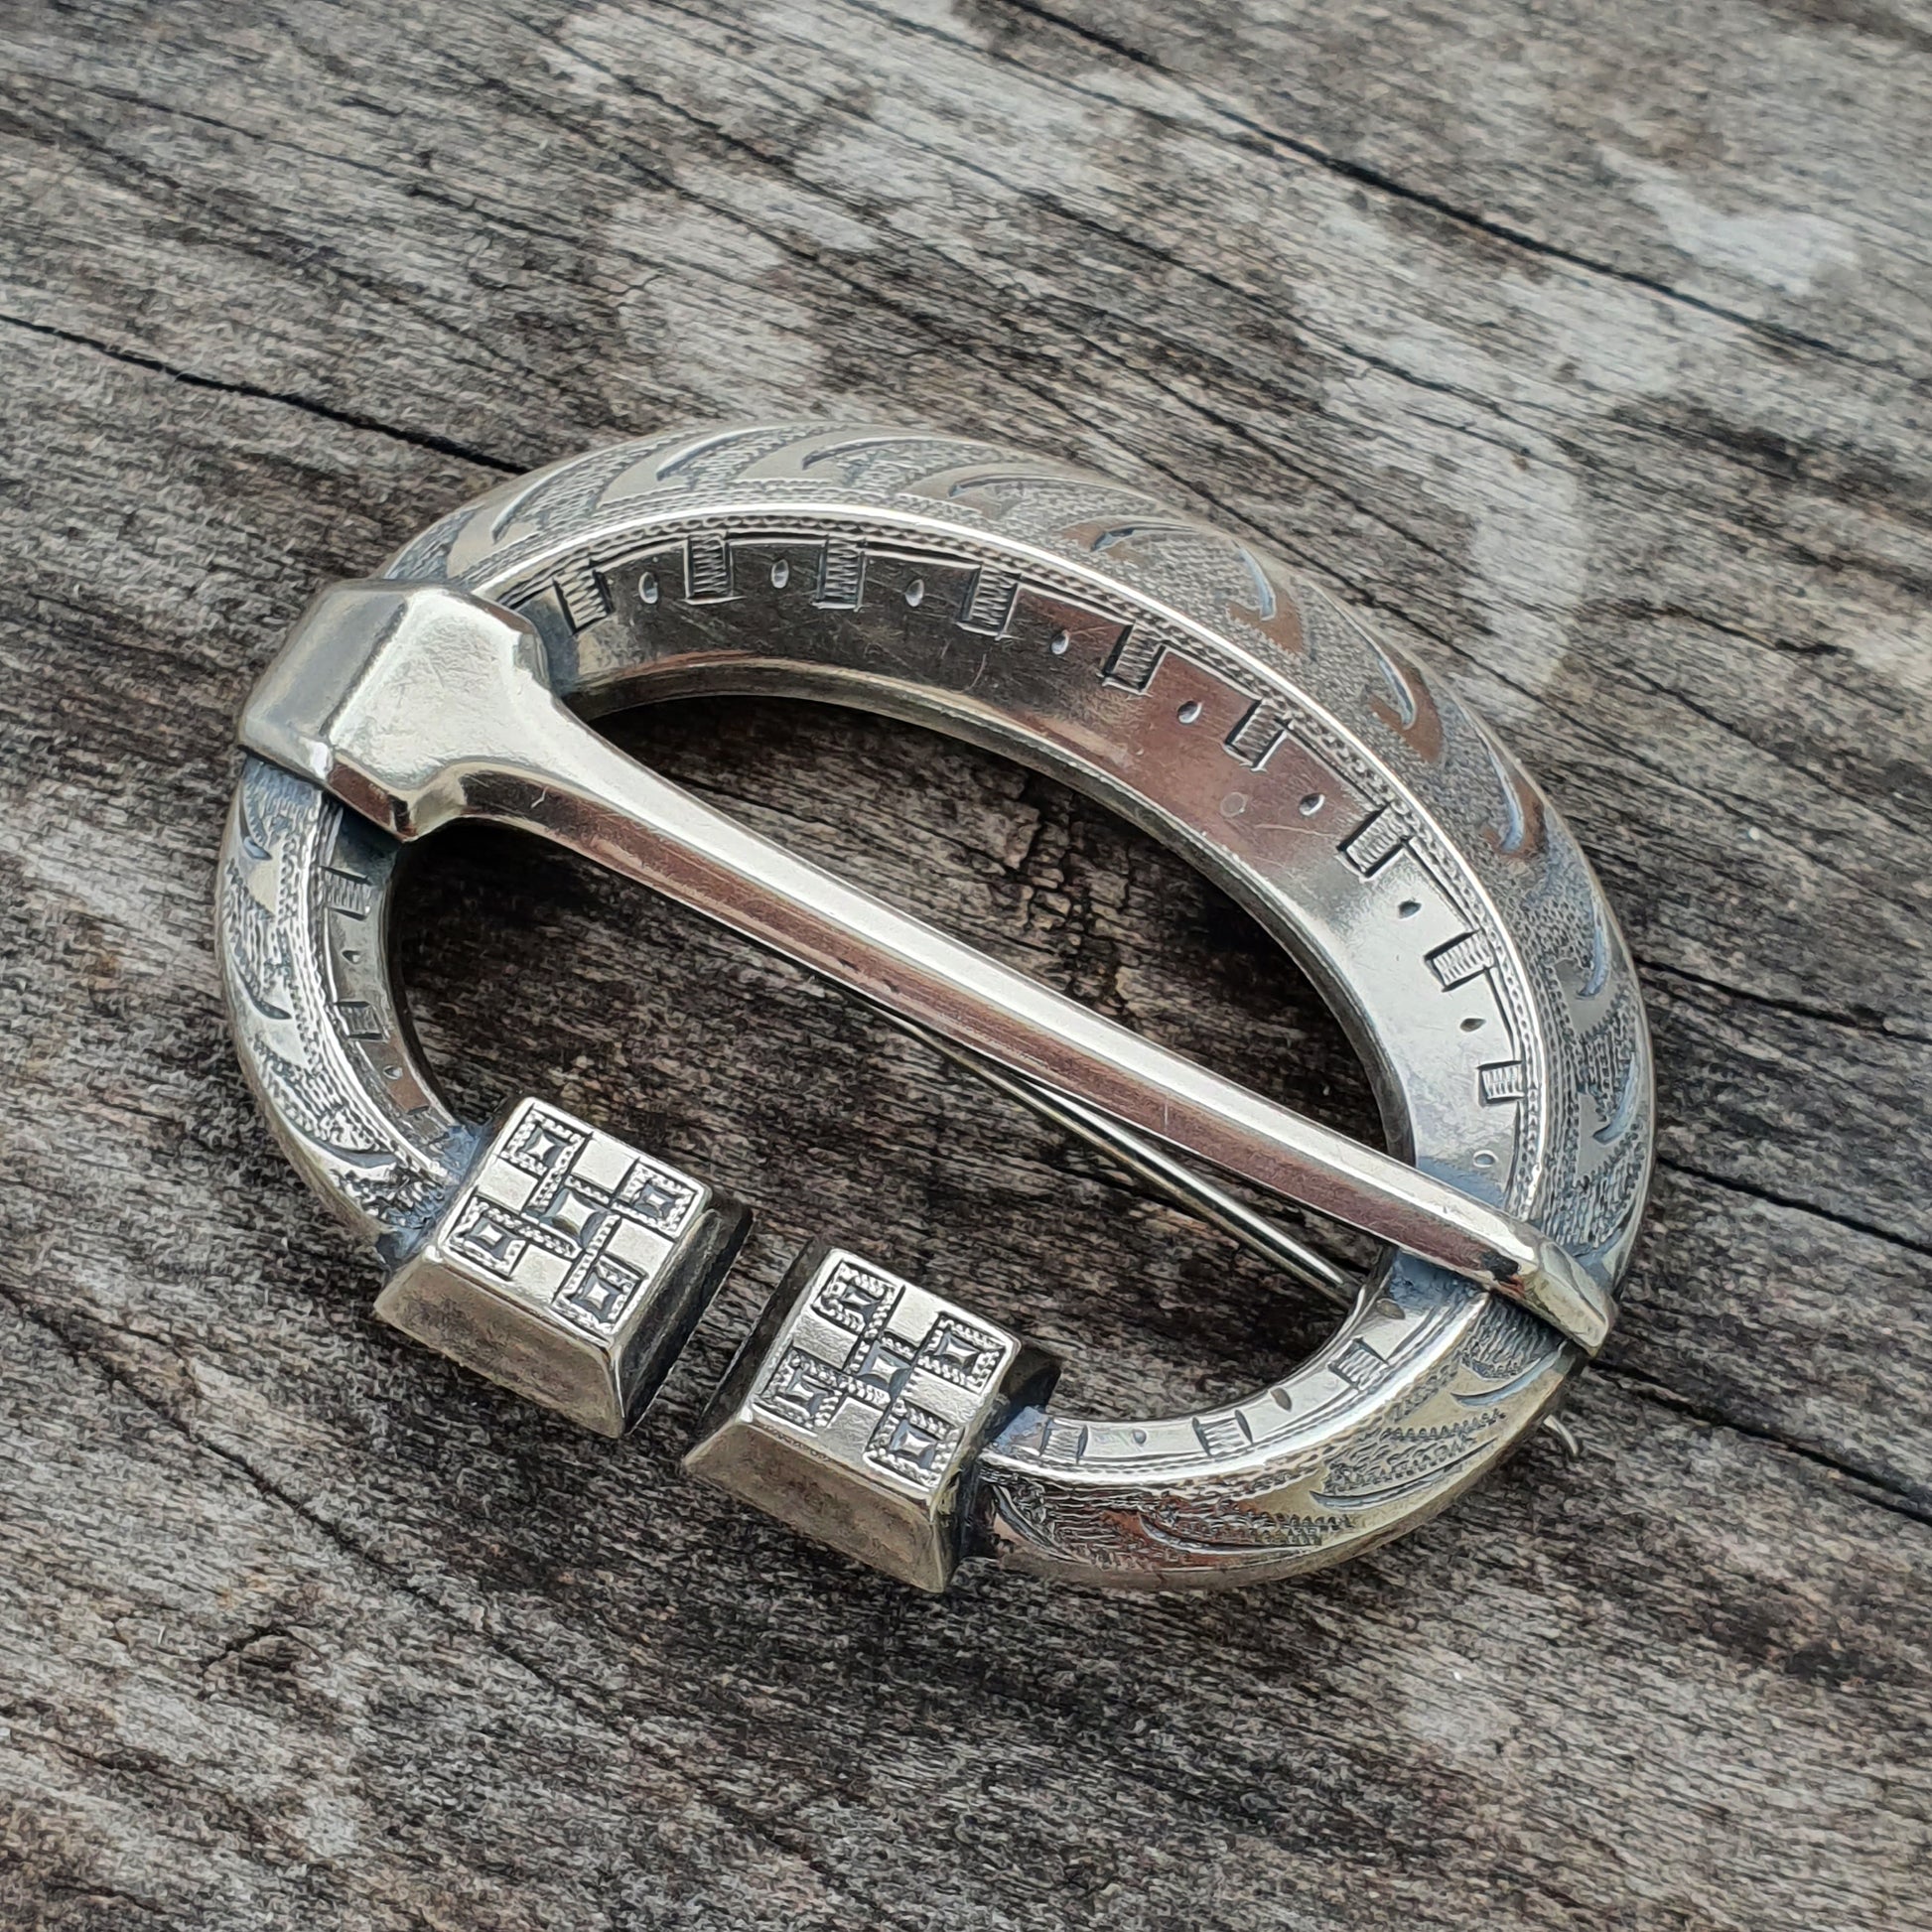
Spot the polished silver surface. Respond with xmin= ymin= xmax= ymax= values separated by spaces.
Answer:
xmin=218 ymin=420 xmax=1654 ymax=1589
xmin=238 ymin=575 xmax=1610 ymax=1354
xmin=686 ymin=1245 xmax=1057 ymax=1591
xmin=376 ymin=1097 xmax=749 ymax=1437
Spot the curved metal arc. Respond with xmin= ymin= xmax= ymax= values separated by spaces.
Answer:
xmin=433 ymin=483 xmax=1562 ymax=1217
xmin=224 ymin=420 xmax=1652 ymax=1590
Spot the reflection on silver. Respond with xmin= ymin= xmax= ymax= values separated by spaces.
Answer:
xmin=218 ymin=422 xmax=1653 ymax=1590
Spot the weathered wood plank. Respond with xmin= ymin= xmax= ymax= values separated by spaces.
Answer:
xmin=990 ymin=0 xmax=1932 ymax=367
xmin=1 ymin=2 xmax=1928 ymax=1926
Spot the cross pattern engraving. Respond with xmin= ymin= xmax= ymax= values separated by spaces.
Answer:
xmin=444 ymin=1103 xmax=702 ymax=1337
xmin=754 ymin=1259 xmax=1008 ymax=1491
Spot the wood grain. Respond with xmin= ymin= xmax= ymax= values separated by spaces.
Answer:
xmin=2 ymin=3 xmax=1927 ymax=1926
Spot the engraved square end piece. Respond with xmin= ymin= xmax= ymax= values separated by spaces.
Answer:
xmin=683 ymin=1245 xmax=1057 ymax=1590
xmin=376 ymin=1098 xmax=749 ymax=1437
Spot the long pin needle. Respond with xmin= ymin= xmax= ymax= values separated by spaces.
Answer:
xmin=877 ymin=1007 xmax=1351 ymax=1303
xmin=879 ymin=1008 xmax=1582 ymax=1449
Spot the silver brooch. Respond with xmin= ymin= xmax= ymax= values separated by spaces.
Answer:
xmin=218 ymin=422 xmax=1651 ymax=1591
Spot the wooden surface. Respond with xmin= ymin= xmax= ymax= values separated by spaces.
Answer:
xmin=3 ymin=3 xmax=1929 ymax=1926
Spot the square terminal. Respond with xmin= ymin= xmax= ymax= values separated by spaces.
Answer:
xmin=684 ymin=1244 xmax=1057 ymax=1589
xmin=377 ymin=1097 xmax=749 ymax=1436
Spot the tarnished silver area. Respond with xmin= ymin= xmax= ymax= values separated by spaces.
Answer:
xmin=376 ymin=1098 xmax=749 ymax=1438
xmin=686 ymin=1246 xmax=1057 ymax=1591
xmin=219 ymin=421 xmax=1654 ymax=1591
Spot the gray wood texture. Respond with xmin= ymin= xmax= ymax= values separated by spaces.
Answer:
xmin=2 ymin=3 xmax=1928 ymax=1927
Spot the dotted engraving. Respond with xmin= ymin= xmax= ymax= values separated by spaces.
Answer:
xmin=752 ymin=1258 xmax=1011 ymax=1493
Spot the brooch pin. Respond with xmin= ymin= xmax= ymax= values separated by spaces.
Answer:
xmin=218 ymin=422 xmax=1650 ymax=1590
